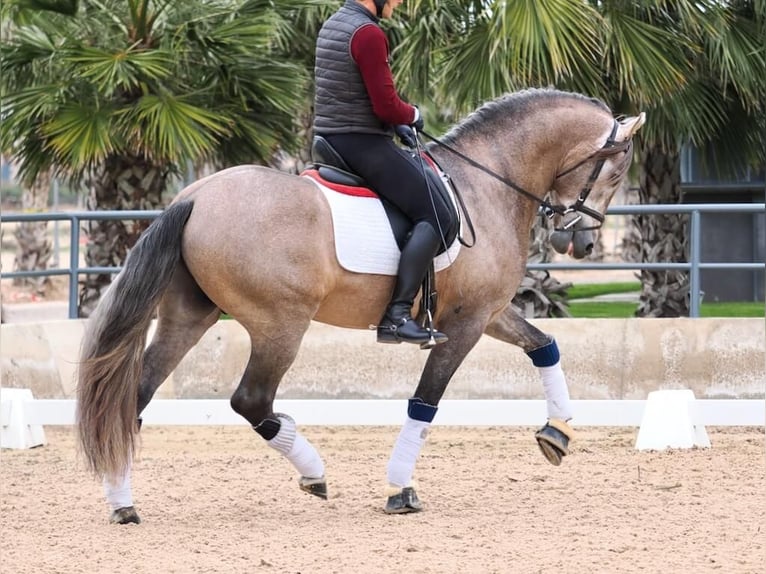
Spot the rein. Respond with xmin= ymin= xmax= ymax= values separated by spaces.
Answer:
xmin=420 ymin=121 xmax=632 ymax=232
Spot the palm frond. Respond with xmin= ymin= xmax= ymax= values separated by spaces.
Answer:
xmin=602 ymin=12 xmax=694 ymax=105
xmin=64 ymin=46 xmax=174 ymax=95
xmin=502 ymin=0 xmax=602 ymax=85
xmin=125 ymin=94 xmax=231 ymax=161
xmin=703 ymin=10 xmax=766 ymax=108
xmin=41 ymin=103 xmax=118 ymax=169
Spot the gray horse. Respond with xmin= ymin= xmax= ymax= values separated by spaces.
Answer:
xmin=76 ymin=88 xmax=644 ymax=524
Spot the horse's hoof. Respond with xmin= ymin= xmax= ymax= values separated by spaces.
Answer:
xmin=299 ymin=476 xmax=327 ymax=500
xmin=109 ymin=506 xmax=141 ymax=525
xmin=535 ymin=419 xmax=575 ymax=466
xmin=384 ymin=486 xmax=422 ymax=514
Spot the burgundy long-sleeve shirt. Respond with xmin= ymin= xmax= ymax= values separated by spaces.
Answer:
xmin=350 ymin=24 xmax=417 ymax=127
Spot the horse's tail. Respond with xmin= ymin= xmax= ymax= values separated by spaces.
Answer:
xmin=76 ymin=200 xmax=195 ymax=479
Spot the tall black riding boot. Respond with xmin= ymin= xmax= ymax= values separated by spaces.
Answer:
xmin=377 ymin=221 xmax=448 ymax=346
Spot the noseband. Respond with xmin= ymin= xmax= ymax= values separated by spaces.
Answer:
xmin=420 ymin=120 xmax=632 ymax=233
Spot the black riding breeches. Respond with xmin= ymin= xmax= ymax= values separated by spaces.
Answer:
xmin=322 ymin=133 xmax=454 ymax=234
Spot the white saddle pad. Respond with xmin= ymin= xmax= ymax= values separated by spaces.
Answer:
xmin=303 ymin=176 xmax=461 ymax=276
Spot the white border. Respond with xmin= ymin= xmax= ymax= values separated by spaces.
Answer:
xmin=5 ymin=399 xmax=764 ymax=427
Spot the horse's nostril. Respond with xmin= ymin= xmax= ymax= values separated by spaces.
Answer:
xmin=550 ymin=231 xmax=573 ymax=253
xmin=585 ymin=243 xmax=594 ymax=255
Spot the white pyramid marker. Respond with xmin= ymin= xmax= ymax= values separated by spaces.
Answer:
xmin=635 ymin=389 xmax=711 ymax=451
xmin=1 ymin=388 xmax=47 ymax=449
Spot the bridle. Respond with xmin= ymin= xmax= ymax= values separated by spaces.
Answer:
xmin=549 ymin=120 xmax=632 ymax=231
xmin=419 ymin=120 xmax=633 ymax=233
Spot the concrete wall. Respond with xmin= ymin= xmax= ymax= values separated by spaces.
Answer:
xmin=1 ymin=319 xmax=764 ymax=401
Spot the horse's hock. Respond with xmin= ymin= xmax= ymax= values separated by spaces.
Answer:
xmin=1 ymin=318 xmax=763 ymax=400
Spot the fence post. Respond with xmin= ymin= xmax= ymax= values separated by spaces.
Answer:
xmin=689 ymin=210 xmax=702 ymax=318
xmin=68 ymin=215 xmax=79 ymax=319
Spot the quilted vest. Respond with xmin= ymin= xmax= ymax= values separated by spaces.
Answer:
xmin=313 ymin=1 xmax=391 ymax=136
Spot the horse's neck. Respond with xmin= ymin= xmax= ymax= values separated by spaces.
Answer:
xmin=430 ymin=130 xmax=547 ymax=229
xmin=434 ymin=104 xmax=608 ymax=205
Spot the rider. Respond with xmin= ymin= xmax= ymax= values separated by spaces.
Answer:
xmin=313 ymin=0 xmax=453 ymax=347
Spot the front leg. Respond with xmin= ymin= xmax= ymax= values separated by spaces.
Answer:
xmin=384 ymin=317 xmax=488 ymax=514
xmin=485 ymin=305 xmax=575 ymax=465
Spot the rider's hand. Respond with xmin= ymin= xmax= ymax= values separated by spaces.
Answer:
xmin=394 ymin=124 xmax=417 ymax=148
xmin=410 ymin=106 xmax=424 ymax=132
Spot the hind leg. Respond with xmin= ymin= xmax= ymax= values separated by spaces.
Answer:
xmin=484 ymin=305 xmax=574 ymax=465
xmin=137 ymin=262 xmax=220 ymax=413
xmin=106 ymin=262 xmax=219 ymax=525
xmin=229 ymin=318 xmax=327 ymax=500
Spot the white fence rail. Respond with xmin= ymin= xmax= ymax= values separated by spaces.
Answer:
xmin=3 ymin=390 xmax=762 ymax=450
xmin=3 ymin=397 xmax=763 ymax=427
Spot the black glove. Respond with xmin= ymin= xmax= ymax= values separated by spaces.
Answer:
xmin=394 ymin=124 xmax=417 ymax=148
xmin=411 ymin=106 xmax=424 ymax=132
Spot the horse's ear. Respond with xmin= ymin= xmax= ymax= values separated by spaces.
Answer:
xmin=620 ymin=112 xmax=646 ymax=138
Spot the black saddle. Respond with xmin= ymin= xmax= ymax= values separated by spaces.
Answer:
xmin=310 ymin=135 xmax=459 ymax=254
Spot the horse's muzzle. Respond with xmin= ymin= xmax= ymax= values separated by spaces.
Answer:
xmin=550 ymin=227 xmax=595 ymax=259
xmin=550 ymin=211 xmax=597 ymax=259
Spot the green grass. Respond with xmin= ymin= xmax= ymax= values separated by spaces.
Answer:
xmin=699 ymin=302 xmax=765 ymax=317
xmin=566 ymin=282 xmax=641 ymax=300
xmin=567 ymin=282 xmax=764 ymax=318
xmin=568 ymin=301 xmax=638 ymax=318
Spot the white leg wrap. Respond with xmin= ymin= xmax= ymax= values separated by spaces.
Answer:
xmin=267 ymin=414 xmax=324 ymax=479
xmin=387 ymin=416 xmax=430 ymax=488
xmin=103 ymin=462 xmax=133 ymax=511
xmin=540 ymin=361 xmax=573 ymax=421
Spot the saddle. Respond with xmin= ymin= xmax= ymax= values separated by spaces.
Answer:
xmin=310 ymin=135 xmax=460 ymax=253
xmin=309 ymin=135 xmax=462 ymax=325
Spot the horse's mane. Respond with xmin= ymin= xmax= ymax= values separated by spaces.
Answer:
xmin=442 ymin=88 xmax=611 ymax=144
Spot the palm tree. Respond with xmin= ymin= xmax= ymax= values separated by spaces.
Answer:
xmin=620 ymin=2 xmax=766 ymax=316
xmin=512 ymin=217 xmax=572 ymax=318
xmin=393 ymin=0 xmax=766 ymax=317
xmin=8 ymin=168 xmax=53 ymax=296
xmin=268 ymin=2 xmax=338 ymax=174
xmin=1 ymin=0 xmax=312 ymax=315
xmin=391 ymin=0 xmax=607 ymax=317
xmin=12 ymin=170 xmax=53 ymax=296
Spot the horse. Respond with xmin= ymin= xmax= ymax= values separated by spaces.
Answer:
xmin=76 ymin=88 xmax=645 ymax=524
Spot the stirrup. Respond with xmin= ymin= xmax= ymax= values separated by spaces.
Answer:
xmin=419 ymin=308 xmax=446 ymax=349
xmin=376 ymin=316 xmax=447 ymax=347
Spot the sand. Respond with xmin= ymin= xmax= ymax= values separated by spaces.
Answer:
xmin=1 ymin=425 xmax=764 ymax=574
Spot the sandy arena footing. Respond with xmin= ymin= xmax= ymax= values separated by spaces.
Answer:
xmin=1 ymin=425 xmax=764 ymax=574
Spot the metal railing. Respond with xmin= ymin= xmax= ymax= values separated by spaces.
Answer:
xmin=1 ymin=203 xmax=764 ymax=318
xmin=528 ymin=203 xmax=765 ymax=317
xmin=1 ymin=210 xmax=157 ymax=318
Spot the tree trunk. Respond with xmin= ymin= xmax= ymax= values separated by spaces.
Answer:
xmin=78 ymin=155 xmax=167 ymax=317
xmin=632 ymin=144 xmax=689 ymax=317
xmin=13 ymin=171 xmax=52 ymax=295
xmin=512 ymin=214 xmax=572 ymax=318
